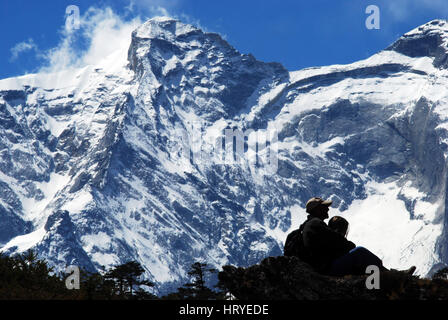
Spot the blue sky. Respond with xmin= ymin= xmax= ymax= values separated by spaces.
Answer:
xmin=1 ymin=0 xmax=448 ymax=79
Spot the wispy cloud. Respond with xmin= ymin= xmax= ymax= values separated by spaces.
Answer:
xmin=39 ymin=7 xmax=144 ymax=73
xmin=10 ymin=38 xmax=37 ymax=61
xmin=13 ymin=2 xmax=208 ymax=75
xmin=124 ymin=0 xmax=208 ymax=32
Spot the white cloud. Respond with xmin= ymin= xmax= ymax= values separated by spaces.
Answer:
xmin=10 ymin=38 xmax=37 ymax=61
xmin=39 ymin=7 xmax=144 ymax=73
xmin=20 ymin=3 xmax=206 ymax=75
xmin=124 ymin=0 xmax=206 ymax=31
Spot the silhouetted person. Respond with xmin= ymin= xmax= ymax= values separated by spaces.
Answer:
xmin=327 ymin=215 xmax=356 ymax=262
xmin=284 ymin=197 xmax=416 ymax=277
xmin=328 ymin=215 xmax=349 ymax=237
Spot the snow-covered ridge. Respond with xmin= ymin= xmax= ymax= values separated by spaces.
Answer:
xmin=387 ymin=19 xmax=448 ymax=69
xmin=133 ymin=16 xmax=201 ymax=40
xmin=1 ymin=17 xmax=448 ymax=293
xmin=404 ymin=19 xmax=448 ymax=37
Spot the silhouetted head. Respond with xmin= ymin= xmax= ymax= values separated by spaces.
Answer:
xmin=306 ymin=197 xmax=332 ymax=220
xmin=328 ymin=215 xmax=349 ymax=237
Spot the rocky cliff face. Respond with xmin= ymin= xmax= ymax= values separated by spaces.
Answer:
xmin=1 ymin=17 xmax=448 ymax=294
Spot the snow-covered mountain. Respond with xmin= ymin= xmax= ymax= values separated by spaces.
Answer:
xmin=1 ymin=17 xmax=448 ymax=293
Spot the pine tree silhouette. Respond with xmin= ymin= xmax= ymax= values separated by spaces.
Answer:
xmin=105 ymin=261 xmax=154 ymax=298
xmin=163 ymin=262 xmax=221 ymax=300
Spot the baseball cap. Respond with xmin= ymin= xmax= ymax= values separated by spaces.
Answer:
xmin=306 ymin=197 xmax=333 ymax=213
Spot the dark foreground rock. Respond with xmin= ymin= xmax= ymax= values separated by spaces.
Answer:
xmin=218 ymin=256 xmax=448 ymax=300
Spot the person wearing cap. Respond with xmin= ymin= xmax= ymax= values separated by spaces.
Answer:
xmin=286 ymin=197 xmax=415 ymax=276
xmin=299 ymin=197 xmax=359 ymax=275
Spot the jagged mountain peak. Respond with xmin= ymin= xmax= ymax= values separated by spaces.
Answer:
xmin=127 ymin=16 xmax=286 ymax=73
xmin=406 ymin=19 xmax=448 ymax=36
xmin=386 ymin=19 xmax=448 ymax=68
xmin=127 ymin=17 xmax=288 ymax=120
xmin=132 ymin=16 xmax=202 ymax=41
xmin=2 ymin=19 xmax=448 ymax=295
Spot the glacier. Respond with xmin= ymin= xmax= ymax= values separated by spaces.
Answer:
xmin=1 ymin=17 xmax=448 ymax=293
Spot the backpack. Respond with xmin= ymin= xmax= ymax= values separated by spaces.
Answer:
xmin=283 ymin=223 xmax=310 ymax=262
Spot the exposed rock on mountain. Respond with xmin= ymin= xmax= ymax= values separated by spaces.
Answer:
xmin=1 ymin=17 xmax=448 ymax=293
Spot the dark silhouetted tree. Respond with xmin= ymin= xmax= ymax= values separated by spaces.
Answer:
xmin=104 ymin=261 xmax=154 ymax=298
xmin=163 ymin=262 xmax=221 ymax=300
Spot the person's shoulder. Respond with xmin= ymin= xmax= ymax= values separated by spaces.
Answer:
xmin=286 ymin=228 xmax=301 ymax=238
xmin=303 ymin=217 xmax=326 ymax=229
xmin=307 ymin=217 xmax=325 ymax=225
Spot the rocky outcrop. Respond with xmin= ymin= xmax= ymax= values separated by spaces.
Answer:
xmin=218 ymin=256 xmax=448 ymax=300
